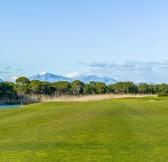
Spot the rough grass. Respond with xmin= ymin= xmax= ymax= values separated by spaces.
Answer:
xmin=0 ymin=97 xmax=168 ymax=161
xmin=40 ymin=94 xmax=156 ymax=102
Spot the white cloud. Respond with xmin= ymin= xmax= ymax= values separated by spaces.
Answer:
xmin=17 ymin=68 xmax=24 ymax=71
xmin=39 ymin=71 xmax=48 ymax=75
xmin=0 ymin=71 xmax=11 ymax=74
xmin=80 ymin=60 xmax=168 ymax=83
xmin=10 ymin=76 xmax=19 ymax=81
xmin=3 ymin=76 xmax=19 ymax=82
xmin=65 ymin=72 xmax=79 ymax=78
xmin=5 ymin=66 xmax=11 ymax=69
xmin=81 ymin=60 xmax=168 ymax=71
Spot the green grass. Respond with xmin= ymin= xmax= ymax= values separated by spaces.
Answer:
xmin=1 ymin=97 xmax=168 ymax=161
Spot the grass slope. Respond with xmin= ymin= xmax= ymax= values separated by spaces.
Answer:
xmin=0 ymin=97 xmax=168 ymax=161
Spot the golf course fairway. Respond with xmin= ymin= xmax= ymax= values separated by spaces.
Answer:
xmin=0 ymin=97 xmax=168 ymax=161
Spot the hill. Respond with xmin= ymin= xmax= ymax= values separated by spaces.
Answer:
xmin=0 ymin=97 xmax=168 ymax=161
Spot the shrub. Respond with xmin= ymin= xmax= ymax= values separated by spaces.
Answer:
xmin=158 ymin=90 xmax=168 ymax=97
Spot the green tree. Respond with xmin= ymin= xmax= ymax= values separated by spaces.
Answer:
xmin=71 ymin=80 xmax=85 ymax=96
xmin=5 ymin=82 xmax=17 ymax=100
xmin=29 ymin=80 xmax=42 ymax=94
xmin=158 ymin=89 xmax=168 ymax=97
xmin=95 ymin=82 xmax=107 ymax=94
xmin=16 ymin=77 xmax=30 ymax=85
xmin=138 ymin=83 xmax=148 ymax=94
xmin=147 ymin=84 xmax=157 ymax=94
xmin=108 ymin=82 xmax=137 ymax=94
xmin=15 ymin=77 xmax=30 ymax=96
xmin=0 ymin=82 xmax=17 ymax=100
xmin=41 ymin=81 xmax=55 ymax=95
xmin=157 ymin=83 xmax=168 ymax=93
xmin=53 ymin=81 xmax=71 ymax=96
xmin=83 ymin=84 xmax=92 ymax=94
xmin=14 ymin=84 xmax=29 ymax=96
xmin=89 ymin=81 xmax=97 ymax=94
xmin=108 ymin=84 xmax=116 ymax=93
xmin=123 ymin=82 xmax=138 ymax=93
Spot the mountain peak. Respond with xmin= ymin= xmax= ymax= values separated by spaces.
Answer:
xmin=29 ymin=72 xmax=72 ymax=82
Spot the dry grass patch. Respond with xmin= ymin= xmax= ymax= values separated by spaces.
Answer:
xmin=39 ymin=94 xmax=156 ymax=102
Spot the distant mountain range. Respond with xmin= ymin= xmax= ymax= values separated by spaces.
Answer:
xmin=29 ymin=72 xmax=117 ymax=85
xmin=135 ymin=81 xmax=158 ymax=85
xmin=29 ymin=72 xmax=159 ymax=85
xmin=73 ymin=75 xmax=117 ymax=85
xmin=0 ymin=74 xmax=159 ymax=85
xmin=29 ymin=72 xmax=72 ymax=82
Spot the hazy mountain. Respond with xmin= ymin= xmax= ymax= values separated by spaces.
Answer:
xmin=29 ymin=72 xmax=117 ymax=85
xmin=73 ymin=75 xmax=117 ymax=85
xmin=0 ymin=79 xmax=3 ymax=82
xmin=135 ymin=81 xmax=158 ymax=85
xmin=29 ymin=72 xmax=72 ymax=82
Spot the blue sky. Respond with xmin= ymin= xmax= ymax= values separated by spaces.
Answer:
xmin=1 ymin=0 xmax=168 ymax=83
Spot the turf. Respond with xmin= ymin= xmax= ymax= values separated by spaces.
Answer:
xmin=0 ymin=97 xmax=168 ymax=161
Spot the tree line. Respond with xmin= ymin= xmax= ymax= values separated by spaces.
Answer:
xmin=0 ymin=77 xmax=168 ymax=103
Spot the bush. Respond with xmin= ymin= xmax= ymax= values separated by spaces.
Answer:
xmin=158 ymin=90 xmax=168 ymax=97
